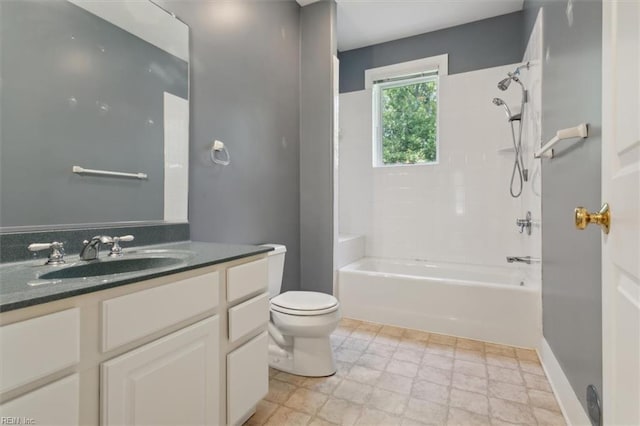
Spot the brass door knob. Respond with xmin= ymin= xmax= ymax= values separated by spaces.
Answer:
xmin=575 ymin=203 xmax=610 ymax=234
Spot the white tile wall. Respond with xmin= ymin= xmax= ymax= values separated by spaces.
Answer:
xmin=339 ymin=64 xmax=541 ymax=268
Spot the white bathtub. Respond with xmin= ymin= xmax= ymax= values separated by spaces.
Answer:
xmin=338 ymin=258 xmax=541 ymax=348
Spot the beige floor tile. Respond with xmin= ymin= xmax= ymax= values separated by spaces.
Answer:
xmin=519 ymin=359 xmax=545 ymax=376
xmin=350 ymin=328 xmax=378 ymax=342
xmin=398 ymin=338 xmax=429 ymax=351
xmin=373 ymin=334 xmax=402 ymax=348
xmin=454 ymin=348 xmax=485 ymax=364
xmin=429 ymin=333 xmax=457 ymax=346
xmin=528 ymin=389 xmax=561 ymax=412
xmin=484 ymin=343 xmax=516 ymax=358
xmin=401 ymin=418 xmax=432 ymax=426
xmin=380 ymin=325 xmax=406 ymax=337
xmin=425 ymin=342 xmax=455 ymax=358
xmin=393 ymin=348 xmax=424 ymax=364
xmin=341 ymin=337 xmax=372 ymax=352
xmin=422 ymin=353 xmax=455 ymax=371
xmin=532 ymin=407 xmax=567 ymax=426
xmin=317 ymin=397 xmax=363 ymax=426
xmin=489 ymin=397 xmax=536 ymax=424
xmin=404 ymin=397 xmax=448 ymax=424
xmin=244 ymin=399 xmax=279 ymax=425
xmin=386 ymin=359 xmax=419 ymax=378
xmin=367 ymin=388 xmax=409 ymax=415
xmin=487 ymin=380 xmax=528 ymax=404
xmin=358 ymin=353 xmax=390 ymax=371
xmin=356 ymin=407 xmax=402 ymax=425
xmin=357 ymin=321 xmax=383 ymax=332
xmin=269 ymin=367 xmax=278 ymax=378
xmin=485 ymin=353 xmax=519 ymax=370
xmin=417 ymin=365 xmax=452 ymax=387
xmin=456 ymin=338 xmax=485 ymax=351
xmin=335 ymin=360 xmax=355 ymax=377
xmin=454 ymin=359 xmax=487 ymax=378
xmin=284 ymin=387 xmax=329 ymax=415
xmin=449 ymin=388 xmax=489 ymax=415
xmin=412 ymin=379 xmax=450 ymax=405
xmin=487 ymin=365 xmax=523 ymax=385
xmin=274 ymin=371 xmax=308 ymax=386
xmin=489 ymin=418 xmax=523 ymax=426
xmin=451 ymin=372 xmax=488 ymax=394
xmin=333 ymin=379 xmax=374 ymax=404
xmin=377 ymin=372 xmax=414 ymax=395
xmin=515 ymin=348 xmax=539 ymax=362
xmin=347 ymin=365 xmax=384 ymax=384
xmin=265 ymin=379 xmax=297 ymax=404
xmin=403 ymin=329 xmax=431 ymax=342
xmin=336 ymin=347 xmax=366 ymax=363
xmin=264 ymin=406 xmax=311 ymax=426
xmin=308 ymin=417 xmax=339 ymax=426
xmin=522 ymin=372 xmax=552 ymax=392
xmin=447 ymin=407 xmax=491 ymax=426
xmin=331 ymin=334 xmax=347 ymax=349
xmin=335 ymin=325 xmax=356 ymax=337
xmin=366 ymin=342 xmax=397 ymax=358
xmin=341 ymin=318 xmax=363 ymax=328
xmin=302 ymin=375 xmax=342 ymax=395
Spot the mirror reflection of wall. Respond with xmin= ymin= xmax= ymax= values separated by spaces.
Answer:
xmin=0 ymin=0 xmax=189 ymax=229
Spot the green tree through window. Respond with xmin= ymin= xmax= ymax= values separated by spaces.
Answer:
xmin=380 ymin=78 xmax=438 ymax=165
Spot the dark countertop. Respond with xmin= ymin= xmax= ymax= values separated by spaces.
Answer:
xmin=0 ymin=241 xmax=272 ymax=313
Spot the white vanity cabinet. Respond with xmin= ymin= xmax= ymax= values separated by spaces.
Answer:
xmin=0 ymin=254 xmax=270 ymax=426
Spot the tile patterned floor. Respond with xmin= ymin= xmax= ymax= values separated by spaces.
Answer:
xmin=245 ymin=318 xmax=566 ymax=426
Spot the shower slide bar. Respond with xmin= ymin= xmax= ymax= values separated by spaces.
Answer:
xmin=72 ymin=165 xmax=148 ymax=180
xmin=534 ymin=123 xmax=589 ymax=159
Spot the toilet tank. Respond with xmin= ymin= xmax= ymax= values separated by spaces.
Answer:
xmin=262 ymin=244 xmax=286 ymax=298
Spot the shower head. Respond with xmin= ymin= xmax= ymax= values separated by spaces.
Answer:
xmin=493 ymin=97 xmax=513 ymax=120
xmin=497 ymin=76 xmax=512 ymax=91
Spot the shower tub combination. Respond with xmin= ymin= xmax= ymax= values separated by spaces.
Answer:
xmin=338 ymin=258 xmax=540 ymax=348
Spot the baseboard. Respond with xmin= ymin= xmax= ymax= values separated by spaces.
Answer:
xmin=538 ymin=338 xmax=591 ymax=426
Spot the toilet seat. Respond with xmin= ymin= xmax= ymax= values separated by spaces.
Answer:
xmin=271 ymin=291 xmax=339 ymax=316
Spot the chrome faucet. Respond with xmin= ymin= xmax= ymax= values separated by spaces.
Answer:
xmin=79 ymin=234 xmax=135 ymax=260
xmin=79 ymin=235 xmax=113 ymax=261
xmin=516 ymin=211 xmax=532 ymax=235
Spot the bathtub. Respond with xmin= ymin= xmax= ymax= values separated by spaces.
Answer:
xmin=338 ymin=258 xmax=541 ymax=348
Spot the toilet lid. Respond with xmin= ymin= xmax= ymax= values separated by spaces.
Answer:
xmin=271 ymin=291 xmax=338 ymax=312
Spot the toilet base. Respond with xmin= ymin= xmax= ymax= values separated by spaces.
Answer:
xmin=269 ymin=335 xmax=336 ymax=377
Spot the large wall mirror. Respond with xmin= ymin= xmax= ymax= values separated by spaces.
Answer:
xmin=0 ymin=0 xmax=189 ymax=231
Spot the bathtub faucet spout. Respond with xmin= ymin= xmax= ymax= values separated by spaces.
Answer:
xmin=506 ymin=256 xmax=537 ymax=264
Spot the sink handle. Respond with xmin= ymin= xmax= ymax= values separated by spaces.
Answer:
xmin=28 ymin=242 xmax=65 ymax=266
xmin=109 ymin=235 xmax=135 ymax=257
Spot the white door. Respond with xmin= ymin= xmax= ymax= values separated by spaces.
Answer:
xmin=601 ymin=1 xmax=640 ymax=425
xmin=101 ymin=316 xmax=220 ymax=426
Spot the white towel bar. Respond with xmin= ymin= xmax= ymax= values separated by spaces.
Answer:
xmin=72 ymin=166 xmax=148 ymax=180
xmin=534 ymin=123 xmax=589 ymax=159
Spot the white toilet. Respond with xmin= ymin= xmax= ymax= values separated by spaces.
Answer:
xmin=263 ymin=244 xmax=341 ymax=377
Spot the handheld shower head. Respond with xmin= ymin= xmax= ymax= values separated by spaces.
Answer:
xmin=493 ymin=97 xmax=512 ymax=120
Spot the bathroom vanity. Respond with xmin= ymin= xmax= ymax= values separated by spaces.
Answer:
xmin=0 ymin=242 xmax=271 ymax=426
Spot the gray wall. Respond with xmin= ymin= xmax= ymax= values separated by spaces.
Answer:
xmin=523 ymin=0 xmax=603 ymax=419
xmin=338 ymin=11 xmax=524 ymax=93
xmin=300 ymin=1 xmax=337 ymax=294
xmin=0 ymin=0 xmax=187 ymax=227
xmin=159 ymin=1 xmax=302 ymax=292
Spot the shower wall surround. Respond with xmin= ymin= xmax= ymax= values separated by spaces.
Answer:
xmin=339 ymin=64 xmax=530 ymax=267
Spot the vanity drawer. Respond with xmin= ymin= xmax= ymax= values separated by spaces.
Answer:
xmin=0 ymin=308 xmax=79 ymax=393
xmin=102 ymin=271 xmax=219 ymax=352
xmin=227 ymin=259 xmax=268 ymax=303
xmin=228 ymin=293 xmax=269 ymax=343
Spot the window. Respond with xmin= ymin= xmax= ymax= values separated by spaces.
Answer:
xmin=366 ymin=55 xmax=447 ymax=167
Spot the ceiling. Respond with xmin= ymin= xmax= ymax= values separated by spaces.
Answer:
xmin=298 ymin=0 xmax=524 ymax=52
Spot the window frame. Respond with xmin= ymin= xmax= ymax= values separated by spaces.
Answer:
xmin=365 ymin=54 xmax=448 ymax=168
